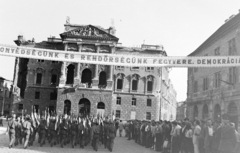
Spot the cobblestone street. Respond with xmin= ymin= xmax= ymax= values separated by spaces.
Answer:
xmin=0 ymin=120 xmax=157 ymax=153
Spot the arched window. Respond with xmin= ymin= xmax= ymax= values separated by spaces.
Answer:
xmin=193 ymin=105 xmax=198 ymax=120
xmin=147 ymin=75 xmax=154 ymax=92
xmin=97 ymin=102 xmax=105 ymax=109
xmin=99 ymin=71 xmax=107 ymax=88
xmin=132 ymin=74 xmax=140 ymax=92
xmin=214 ymin=104 xmax=221 ymax=122
xmin=51 ymin=69 xmax=58 ymax=85
xmin=116 ymin=73 xmax=124 ymax=91
xmin=36 ymin=68 xmax=44 ymax=84
xmin=81 ymin=69 xmax=92 ymax=87
xmin=66 ymin=64 xmax=75 ymax=84
xmin=79 ymin=98 xmax=91 ymax=116
xmin=64 ymin=100 xmax=71 ymax=115
xmin=202 ymin=104 xmax=209 ymax=120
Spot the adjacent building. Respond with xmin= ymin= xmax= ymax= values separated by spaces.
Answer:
xmin=11 ymin=20 xmax=177 ymax=121
xmin=0 ymin=77 xmax=13 ymax=116
xmin=187 ymin=11 xmax=240 ymax=129
xmin=176 ymin=101 xmax=187 ymax=121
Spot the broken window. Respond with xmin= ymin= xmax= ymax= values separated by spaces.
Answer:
xmin=36 ymin=73 xmax=42 ymax=84
xmin=66 ymin=64 xmax=75 ymax=84
xmin=131 ymin=74 xmax=139 ymax=91
xmin=35 ymin=68 xmax=44 ymax=85
xmin=81 ymin=69 xmax=92 ymax=88
xmin=51 ymin=74 xmax=57 ymax=85
xmin=98 ymin=71 xmax=107 ymax=88
xmin=116 ymin=73 xmax=124 ymax=90
xmin=147 ymin=75 xmax=154 ymax=92
xmin=117 ymin=79 xmax=123 ymax=90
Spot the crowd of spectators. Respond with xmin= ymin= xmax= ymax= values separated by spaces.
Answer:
xmin=117 ymin=114 xmax=240 ymax=153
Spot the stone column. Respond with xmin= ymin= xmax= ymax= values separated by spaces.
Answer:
xmin=59 ymin=43 xmax=68 ymax=87
xmin=145 ymin=77 xmax=148 ymax=94
xmin=107 ymin=45 xmax=114 ymax=89
xmin=92 ymin=44 xmax=100 ymax=87
xmin=74 ymin=43 xmax=82 ymax=86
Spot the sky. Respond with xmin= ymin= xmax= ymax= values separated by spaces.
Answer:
xmin=0 ymin=0 xmax=240 ymax=102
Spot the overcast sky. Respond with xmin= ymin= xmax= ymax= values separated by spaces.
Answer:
xmin=0 ymin=0 xmax=239 ymax=102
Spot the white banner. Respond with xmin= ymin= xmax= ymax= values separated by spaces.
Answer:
xmin=1 ymin=44 xmax=240 ymax=67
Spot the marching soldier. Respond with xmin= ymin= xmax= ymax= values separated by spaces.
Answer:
xmin=107 ymin=119 xmax=116 ymax=152
xmin=39 ymin=115 xmax=48 ymax=146
xmin=49 ymin=115 xmax=58 ymax=147
xmin=60 ymin=114 xmax=68 ymax=148
xmin=22 ymin=115 xmax=32 ymax=149
xmin=6 ymin=115 xmax=16 ymax=148
xmin=71 ymin=117 xmax=78 ymax=148
xmin=91 ymin=118 xmax=101 ymax=151
xmin=103 ymin=119 xmax=109 ymax=149
xmin=78 ymin=117 xmax=85 ymax=148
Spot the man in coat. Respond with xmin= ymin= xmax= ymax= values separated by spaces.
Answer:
xmin=218 ymin=114 xmax=237 ymax=153
xmin=202 ymin=119 xmax=214 ymax=153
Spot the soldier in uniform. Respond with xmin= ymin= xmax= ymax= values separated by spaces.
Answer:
xmin=78 ymin=117 xmax=85 ymax=148
xmin=107 ymin=119 xmax=116 ymax=152
xmin=6 ymin=115 xmax=16 ymax=148
xmin=22 ymin=115 xmax=32 ymax=149
xmin=103 ymin=119 xmax=109 ymax=149
xmin=70 ymin=117 xmax=78 ymax=148
xmin=39 ymin=116 xmax=48 ymax=146
xmin=60 ymin=114 xmax=68 ymax=148
xmin=91 ymin=118 xmax=100 ymax=151
xmin=49 ymin=115 xmax=58 ymax=147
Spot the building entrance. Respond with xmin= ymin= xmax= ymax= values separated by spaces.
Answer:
xmin=79 ymin=98 xmax=91 ymax=116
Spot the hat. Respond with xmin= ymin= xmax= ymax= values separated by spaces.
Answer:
xmin=221 ymin=114 xmax=229 ymax=120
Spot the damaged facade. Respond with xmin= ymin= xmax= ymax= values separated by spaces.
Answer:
xmin=11 ymin=21 xmax=177 ymax=121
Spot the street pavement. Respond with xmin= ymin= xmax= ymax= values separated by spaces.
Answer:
xmin=0 ymin=120 xmax=157 ymax=153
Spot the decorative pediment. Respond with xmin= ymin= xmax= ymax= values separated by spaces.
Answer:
xmin=60 ymin=25 xmax=119 ymax=41
xmin=116 ymin=73 xmax=125 ymax=79
xmin=132 ymin=74 xmax=140 ymax=80
xmin=147 ymin=75 xmax=154 ymax=81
